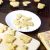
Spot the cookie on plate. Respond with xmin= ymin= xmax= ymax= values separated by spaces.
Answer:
xmin=0 ymin=23 xmax=7 ymax=33
xmin=20 ymin=34 xmax=32 ymax=44
xmin=16 ymin=46 xmax=28 ymax=50
xmin=3 ymin=34 xmax=16 ymax=43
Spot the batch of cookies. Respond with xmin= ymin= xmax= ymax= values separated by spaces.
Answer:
xmin=0 ymin=0 xmax=45 ymax=9
xmin=13 ymin=14 xmax=34 ymax=29
xmin=0 ymin=23 xmax=32 ymax=50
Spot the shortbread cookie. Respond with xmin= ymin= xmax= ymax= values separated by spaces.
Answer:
xmin=9 ymin=0 xmax=16 ymax=2
xmin=23 ymin=1 xmax=31 ymax=6
xmin=3 ymin=34 xmax=16 ymax=43
xmin=37 ymin=3 xmax=45 ymax=9
xmin=20 ymin=34 xmax=32 ymax=44
xmin=34 ymin=0 xmax=40 ymax=2
xmin=10 ymin=1 xmax=19 ymax=7
xmin=0 ymin=0 xmax=3 ymax=5
xmin=0 ymin=23 xmax=7 ymax=33
xmin=38 ymin=31 xmax=50 ymax=50
xmin=16 ymin=46 xmax=28 ymax=50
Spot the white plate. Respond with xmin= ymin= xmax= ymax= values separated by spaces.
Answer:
xmin=0 ymin=31 xmax=40 ymax=50
xmin=5 ymin=10 xmax=41 ymax=32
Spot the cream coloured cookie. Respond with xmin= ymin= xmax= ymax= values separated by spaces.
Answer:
xmin=16 ymin=46 xmax=28 ymax=50
xmin=23 ymin=1 xmax=31 ymax=6
xmin=10 ymin=1 xmax=19 ymax=7
xmin=0 ymin=43 xmax=16 ymax=50
xmin=0 ymin=0 xmax=3 ymax=5
xmin=9 ymin=0 xmax=16 ymax=2
xmin=20 ymin=34 xmax=32 ymax=44
xmin=37 ymin=3 xmax=45 ymax=9
xmin=38 ymin=31 xmax=50 ymax=50
xmin=6 ymin=27 xmax=16 ymax=36
xmin=0 ymin=23 xmax=7 ymax=33
xmin=20 ymin=16 xmax=32 ymax=21
xmin=3 ymin=34 xmax=16 ymax=43
xmin=34 ymin=0 xmax=40 ymax=2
